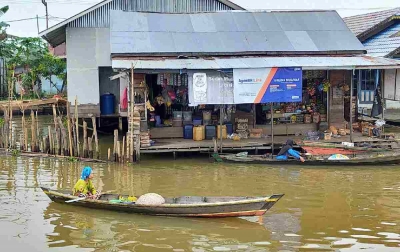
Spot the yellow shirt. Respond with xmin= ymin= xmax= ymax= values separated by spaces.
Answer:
xmin=73 ymin=179 xmax=96 ymax=196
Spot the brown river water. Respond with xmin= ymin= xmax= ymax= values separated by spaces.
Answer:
xmin=1 ymin=155 xmax=400 ymax=252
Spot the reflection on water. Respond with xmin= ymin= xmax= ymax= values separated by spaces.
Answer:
xmin=1 ymin=156 xmax=400 ymax=251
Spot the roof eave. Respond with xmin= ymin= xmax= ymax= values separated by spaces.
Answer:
xmin=218 ymin=0 xmax=245 ymax=10
xmin=357 ymin=16 xmax=398 ymax=42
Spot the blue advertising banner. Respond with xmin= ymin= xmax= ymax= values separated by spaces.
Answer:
xmin=233 ymin=67 xmax=303 ymax=103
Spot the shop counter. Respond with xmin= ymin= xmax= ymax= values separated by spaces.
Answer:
xmin=256 ymin=123 xmax=318 ymax=136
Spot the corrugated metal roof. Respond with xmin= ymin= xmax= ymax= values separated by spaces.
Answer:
xmin=110 ymin=10 xmax=365 ymax=55
xmin=344 ymin=8 xmax=400 ymax=36
xmin=39 ymin=0 xmax=242 ymax=47
xmin=363 ymin=22 xmax=400 ymax=57
xmin=112 ymin=56 xmax=400 ymax=70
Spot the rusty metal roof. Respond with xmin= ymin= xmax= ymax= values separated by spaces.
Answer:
xmin=112 ymin=55 xmax=400 ymax=70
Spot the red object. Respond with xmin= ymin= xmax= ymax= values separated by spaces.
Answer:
xmin=121 ymin=87 xmax=128 ymax=110
xmin=303 ymin=147 xmax=364 ymax=155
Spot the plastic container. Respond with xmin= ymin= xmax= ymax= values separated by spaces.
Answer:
xmin=193 ymin=126 xmax=205 ymax=141
xmin=203 ymin=119 xmax=211 ymax=126
xmin=183 ymin=111 xmax=193 ymax=121
xmin=184 ymin=125 xmax=194 ymax=139
xmin=206 ymin=125 xmax=216 ymax=140
xmin=173 ymin=119 xmax=182 ymax=127
xmin=225 ymin=123 xmax=233 ymax=135
xmin=203 ymin=111 xmax=211 ymax=121
xmin=100 ymin=93 xmax=115 ymax=115
xmin=173 ymin=111 xmax=183 ymax=120
xmin=217 ymin=125 xmax=227 ymax=139
xmin=193 ymin=119 xmax=202 ymax=126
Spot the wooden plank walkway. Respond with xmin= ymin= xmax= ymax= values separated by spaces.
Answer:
xmin=140 ymin=133 xmax=398 ymax=154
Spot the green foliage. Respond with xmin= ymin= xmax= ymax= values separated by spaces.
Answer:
xmin=0 ymin=117 xmax=4 ymax=128
xmin=66 ymin=157 xmax=79 ymax=162
xmin=1 ymin=36 xmax=66 ymax=98
xmin=0 ymin=6 xmax=9 ymax=41
xmin=11 ymin=149 xmax=20 ymax=157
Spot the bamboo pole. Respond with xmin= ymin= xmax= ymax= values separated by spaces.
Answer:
xmin=122 ymin=136 xmax=125 ymax=163
xmin=31 ymin=111 xmax=36 ymax=152
xmin=113 ymin=129 xmax=118 ymax=162
xmin=35 ymin=111 xmax=39 ymax=145
xmin=83 ymin=121 xmax=88 ymax=158
xmin=66 ymin=103 xmax=73 ymax=157
xmin=57 ymin=117 xmax=67 ymax=156
xmin=48 ymin=126 xmax=53 ymax=154
xmin=108 ymin=148 xmax=111 ymax=161
xmin=117 ymin=140 xmax=121 ymax=163
xmin=126 ymin=133 xmax=130 ymax=161
xmin=72 ymin=118 xmax=77 ymax=156
xmin=91 ymin=117 xmax=99 ymax=159
xmin=130 ymin=65 xmax=134 ymax=162
xmin=52 ymin=105 xmax=57 ymax=130
xmin=24 ymin=125 xmax=28 ymax=152
xmin=56 ymin=128 xmax=61 ymax=155
xmin=21 ymin=110 xmax=25 ymax=150
xmin=75 ymin=96 xmax=80 ymax=157
xmin=88 ymin=137 xmax=93 ymax=159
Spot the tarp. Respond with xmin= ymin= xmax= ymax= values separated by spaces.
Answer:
xmin=233 ymin=68 xmax=302 ymax=104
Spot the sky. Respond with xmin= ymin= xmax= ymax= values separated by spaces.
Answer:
xmin=1 ymin=0 xmax=399 ymax=37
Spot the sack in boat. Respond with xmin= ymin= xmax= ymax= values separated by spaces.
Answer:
xmin=328 ymin=154 xmax=349 ymax=160
xmin=136 ymin=193 xmax=165 ymax=205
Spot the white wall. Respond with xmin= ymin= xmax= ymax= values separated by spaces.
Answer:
xmin=386 ymin=100 xmax=400 ymax=109
xmin=66 ymin=27 xmax=111 ymax=105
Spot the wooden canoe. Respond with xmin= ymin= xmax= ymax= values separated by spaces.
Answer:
xmin=213 ymin=152 xmax=400 ymax=166
xmin=41 ymin=187 xmax=284 ymax=218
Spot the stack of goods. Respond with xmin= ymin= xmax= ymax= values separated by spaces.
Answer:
xmin=173 ymin=111 xmax=183 ymax=127
xmin=203 ymin=111 xmax=212 ymax=125
xmin=285 ymin=105 xmax=295 ymax=113
xmin=235 ymin=118 xmax=249 ymax=139
xmin=304 ymin=114 xmax=312 ymax=124
xmin=312 ymin=113 xmax=320 ymax=123
xmin=296 ymin=114 xmax=304 ymax=123
xmin=250 ymin=129 xmax=263 ymax=139
xmin=140 ymin=131 xmax=152 ymax=148
xmin=183 ymin=111 xmax=192 ymax=126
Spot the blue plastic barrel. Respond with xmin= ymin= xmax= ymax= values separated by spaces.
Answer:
xmin=100 ymin=93 xmax=115 ymax=115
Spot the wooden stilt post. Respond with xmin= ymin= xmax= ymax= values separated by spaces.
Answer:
xmin=130 ymin=65 xmax=135 ymax=162
xmin=271 ymin=103 xmax=274 ymax=159
xmin=108 ymin=148 xmax=111 ymax=161
xmin=88 ymin=137 xmax=93 ymax=159
xmin=31 ymin=111 xmax=36 ymax=152
xmin=83 ymin=120 xmax=88 ymax=158
xmin=219 ymin=106 xmax=223 ymax=153
xmin=66 ymin=103 xmax=73 ymax=157
xmin=35 ymin=110 xmax=39 ymax=146
xmin=91 ymin=117 xmax=99 ymax=159
xmin=122 ymin=136 xmax=125 ymax=163
xmin=75 ymin=96 xmax=80 ymax=157
xmin=113 ymin=129 xmax=118 ymax=162
xmin=350 ymin=70 xmax=354 ymax=143
xmin=48 ymin=126 xmax=53 ymax=154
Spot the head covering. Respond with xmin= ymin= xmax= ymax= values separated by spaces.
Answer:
xmin=81 ymin=166 xmax=92 ymax=180
xmin=277 ymin=139 xmax=294 ymax=156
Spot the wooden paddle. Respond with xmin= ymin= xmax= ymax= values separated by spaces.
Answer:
xmin=65 ymin=190 xmax=116 ymax=203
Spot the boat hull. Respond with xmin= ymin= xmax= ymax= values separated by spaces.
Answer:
xmin=41 ymin=188 xmax=283 ymax=218
xmin=215 ymin=153 xmax=400 ymax=166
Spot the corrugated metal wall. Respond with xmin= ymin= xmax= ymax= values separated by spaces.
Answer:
xmin=68 ymin=0 xmax=232 ymax=28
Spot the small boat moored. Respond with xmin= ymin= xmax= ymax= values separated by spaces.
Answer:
xmin=41 ymin=187 xmax=284 ymax=218
xmin=213 ymin=151 xmax=400 ymax=166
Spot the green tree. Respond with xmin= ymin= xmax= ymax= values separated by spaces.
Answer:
xmin=0 ymin=6 xmax=9 ymax=42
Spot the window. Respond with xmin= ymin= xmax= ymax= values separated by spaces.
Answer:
xmin=356 ymin=70 xmax=379 ymax=104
